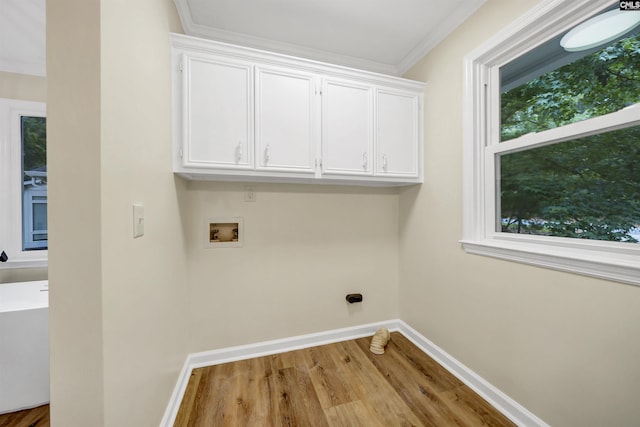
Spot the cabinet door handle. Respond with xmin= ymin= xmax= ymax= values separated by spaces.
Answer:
xmin=382 ymin=154 xmax=388 ymax=171
xmin=236 ymin=141 xmax=243 ymax=163
xmin=362 ymin=152 xmax=368 ymax=170
xmin=264 ymin=144 xmax=270 ymax=165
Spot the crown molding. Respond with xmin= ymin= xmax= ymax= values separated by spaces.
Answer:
xmin=173 ymin=0 xmax=485 ymax=77
xmin=396 ymin=0 xmax=488 ymax=75
xmin=174 ymin=0 xmax=398 ymax=75
xmin=185 ymin=23 xmax=399 ymax=76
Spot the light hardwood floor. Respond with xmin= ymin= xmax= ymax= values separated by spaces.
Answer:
xmin=175 ymin=332 xmax=516 ymax=426
xmin=0 ymin=404 xmax=49 ymax=427
xmin=0 ymin=333 xmax=515 ymax=426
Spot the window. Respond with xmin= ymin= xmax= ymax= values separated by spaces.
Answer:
xmin=22 ymin=116 xmax=48 ymax=250
xmin=0 ymin=99 xmax=47 ymax=268
xmin=462 ymin=0 xmax=640 ymax=286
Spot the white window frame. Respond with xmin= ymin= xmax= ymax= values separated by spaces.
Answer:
xmin=0 ymin=98 xmax=47 ymax=269
xmin=461 ymin=0 xmax=640 ymax=286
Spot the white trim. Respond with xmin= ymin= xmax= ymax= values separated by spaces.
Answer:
xmin=397 ymin=321 xmax=549 ymax=427
xmin=0 ymin=400 xmax=50 ymax=416
xmin=396 ymin=0 xmax=488 ymax=75
xmin=160 ymin=320 xmax=548 ymax=427
xmin=173 ymin=0 xmax=398 ymax=76
xmin=490 ymin=103 xmax=640 ymax=156
xmin=461 ymin=0 xmax=640 ymax=286
xmin=0 ymin=98 xmax=47 ymax=269
xmin=171 ymin=34 xmax=425 ymax=91
xmin=463 ymin=0 xmax=610 ymax=69
xmin=174 ymin=0 xmax=486 ymax=77
xmin=461 ymin=238 xmax=640 ymax=286
xmin=159 ymin=320 xmax=398 ymax=426
xmin=186 ymin=25 xmax=399 ymax=77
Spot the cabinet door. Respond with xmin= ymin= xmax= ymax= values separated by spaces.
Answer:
xmin=322 ymin=78 xmax=373 ymax=176
xmin=375 ymin=88 xmax=420 ymax=178
xmin=255 ymin=66 xmax=317 ymax=174
xmin=183 ymin=54 xmax=253 ymax=169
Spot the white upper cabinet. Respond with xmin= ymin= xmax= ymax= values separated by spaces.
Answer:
xmin=181 ymin=53 xmax=253 ymax=170
xmin=376 ymin=88 xmax=420 ymax=178
xmin=322 ymin=78 xmax=373 ymax=176
xmin=255 ymin=66 xmax=317 ymax=174
xmin=172 ymin=34 xmax=424 ymax=185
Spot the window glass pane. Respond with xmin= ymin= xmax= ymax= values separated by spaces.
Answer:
xmin=499 ymin=125 xmax=640 ymax=243
xmin=500 ymin=30 xmax=640 ymax=142
xmin=32 ymin=203 xmax=47 ymax=232
xmin=22 ymin=116 xmax=47 ymax=251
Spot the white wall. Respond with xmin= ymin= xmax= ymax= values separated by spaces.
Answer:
xmin=48 ymin=0 xmax=189 ymax=425
xmin=399 ymin=1 xmax=640 ymax=426
xmin=184 ymin=182 xmax=400 ymax=351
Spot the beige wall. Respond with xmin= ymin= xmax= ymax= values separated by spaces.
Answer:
xmin=48 ymin=0 xmax=188 ymax=425
xmin=43 ymin=0 xmax=640 ymax=425
xmin=0 ymin=71 xmax=47 ymax=285
xmin=47 ymin=0 xmax=104 ymax=424
xmin=185 ymin=182 xmax=400 ymax=351
xmin=46 ymin=0 xmax=399 ymax=415
xmin=399 ymin=1 xmax=640 ymax=426
xmin=100 ymin=1 xmax=187 ymax=425
xmin=0 ymin=71 xmax=46 ymax=102
xmin=0 ymin=267 xmax=47 ymax=284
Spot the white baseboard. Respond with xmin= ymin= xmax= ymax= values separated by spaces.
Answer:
xmin=160 ymin=320 xmax=400 ymax=426
xmin=160 ymin=319 xmax=548 ymax=427
xmin=396 ymin=321 xmax=549 ymax=427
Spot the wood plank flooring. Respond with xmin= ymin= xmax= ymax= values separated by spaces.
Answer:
xmin=0 ymin=404 xmax=49 ymax=427
xmin=175 ymin=332 xmax=516 ymax=427
xmin=0 ymin=333 xmax=515 ymax=426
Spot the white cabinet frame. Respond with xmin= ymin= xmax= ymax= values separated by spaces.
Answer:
xmin=375 ymin=88 xmax=421 ymax=178
xmin=181 ymin=53 xmax=254 ymax=170
xmin=172 ymin=33 xmax=424 ymax=186
xmin=321 ymin=77 xmax=374 ymax=177
xmin=255 ymin=65 xmax=318 ymax=175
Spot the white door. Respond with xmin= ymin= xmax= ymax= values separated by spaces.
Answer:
xmin=183 ymin=54 xmax=253 ymax=169
xmin=255 ymin=66 xmax=317 ymax=174
xmin=322 ymin=78 xmax=373 ymax=176
xmin=375 ymin=89 xmax=420 ymax=178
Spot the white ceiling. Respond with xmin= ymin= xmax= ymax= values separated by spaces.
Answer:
xmin=0 ymin=0 xmax=46 ymax=76
xmin=174 ymin=0 xmax=487 ymax=76
xmin=0 ymin=0 xmax=486 ymax=78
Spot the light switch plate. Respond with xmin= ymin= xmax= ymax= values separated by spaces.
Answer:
xmin=244 ymin=186 xmax=256 ymax=202
xmin=133 ymin=204 xmax=144 ymax=238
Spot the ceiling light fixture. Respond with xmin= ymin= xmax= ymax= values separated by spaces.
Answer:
xmin=560 ymin=9 xmax=640 ymax=52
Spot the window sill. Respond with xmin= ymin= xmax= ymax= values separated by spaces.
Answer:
xmin=460 ymin=236 xmax=640 ymax=287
